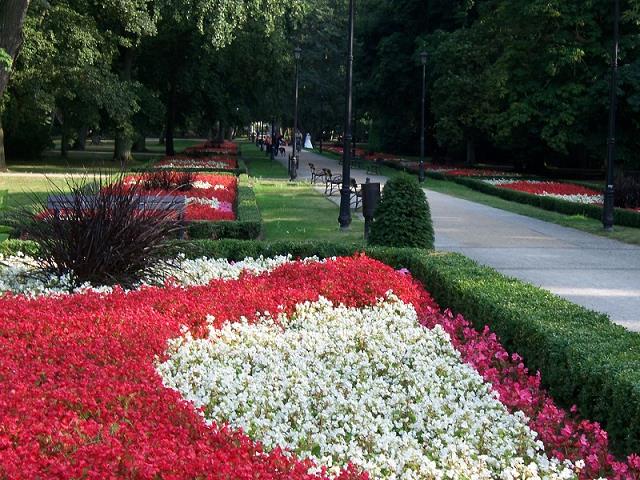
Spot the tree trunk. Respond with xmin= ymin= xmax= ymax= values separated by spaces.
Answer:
xmin=0 ymin=1 xmax=30 ymax=172
xmin=0 ymin=115 xmax=7 ymax=171
xmin=132 ymin=133 xmax=146 ymax=152
xmin=216 ymin=122 xmax=224 ymax=144
xmin=466 ymin=138 xmax=476 ymax=165
xmin=114 ymin=129 xmax=132 ymax=165
xmin=165 ymin=79 xmax=176 ymax=156
xmin=0 ymin=0 xmax=29 ymax=98
xmin=61 ymin=129 xmax=69 ymax=158
xmin=159 ymin=128 xmax=165 ymax=145
xmin=113 ymin=48 xmax=135 ymax=164
xmin=73 ymin=126 xmax=87 ymax=150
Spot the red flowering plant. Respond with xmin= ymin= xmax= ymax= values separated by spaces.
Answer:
xmin=184 ymin=141 xmax=239 ymax=156
xmin=1 ymin=255 xmax=639 ymax=478
xmin=124 ymin=173 xmax=237 ymax=221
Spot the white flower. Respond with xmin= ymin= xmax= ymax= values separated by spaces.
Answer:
xmin=157 ymin=295 xmax=577 ymax=480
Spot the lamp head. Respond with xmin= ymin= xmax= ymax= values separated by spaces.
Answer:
xmin=420 ymin=51 xmax=428 ymax=65
xmin=294 ymin=47 xmax=302 ymax=60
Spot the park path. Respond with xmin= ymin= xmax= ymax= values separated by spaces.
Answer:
xmin=274 ymin=147 xmax=640 ymax=332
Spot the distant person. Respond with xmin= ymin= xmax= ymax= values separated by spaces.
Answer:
xmin=304 ymin=133 xmax=313 ymax=149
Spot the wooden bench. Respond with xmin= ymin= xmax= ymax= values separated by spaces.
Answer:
xmin=323 ymin=169 xmax=343 ymax=196
xmin=350 ymin=179 xmax=362 ymax=210
xmin=47 ymin=194 xmax=187 ymax=238
xmin=309 ymin=163 xmax=327 ymax=184
xmin=366 ymin=158 xmax=382 ymax=175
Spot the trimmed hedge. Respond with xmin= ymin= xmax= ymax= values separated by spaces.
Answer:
xmin=187 ymin=176 xmax=261 ymax=240
xmin=173 ymin=239 xmax=640 ymax=456
xmin=426 ymin=172 xmax=640 ymax=229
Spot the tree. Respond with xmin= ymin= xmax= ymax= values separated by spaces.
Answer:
xmin=0 ymin=0 xmax=30 ymax=170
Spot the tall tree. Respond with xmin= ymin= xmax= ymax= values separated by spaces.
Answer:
xmin=0 ymin=0 xmax=30 ymax=170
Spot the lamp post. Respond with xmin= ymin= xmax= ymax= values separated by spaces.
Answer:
xmin=319 ymin=96 xmax=324 ymax=153
xmin=419 ymin=51 xmax=428 ymax=183
xmin=291 ymin=46 xmax=302 ymax=180
xmin=603 ymin=0 xmax=619 ymax=231
xmin=338 ymin=0 xmax=355 ymax=230
xmin=270 ymin=117 xmax=276 ymax=163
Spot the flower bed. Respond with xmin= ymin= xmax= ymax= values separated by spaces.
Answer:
xmin=126 ymin=173 xmax=237 ymax=221
xmin=185 ymin=141 xmax=239 ymax=156
xmin=484 ymin=179 xmax=603 ymax=204
xmin=433 ymin=167 xmax=521 ymax=178
xmin=154 ymin=155 xmax=238 ymax=171
xmin=2 ymin=253 xmax=640 ymax=478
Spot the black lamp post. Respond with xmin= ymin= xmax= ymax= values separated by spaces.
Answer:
xmin=291 ymin=46 xmax=302 ymax=180
xmin=419 ymin=51 xmax=428 ymax=183
xmin=338 ymin=0 xmax=355 ymax=230
xmin=319 ymin=96 xmax=324 ymax=154
xmin=603 ymin=0 xmax=619 ymax=231
xmin=270 ymin=117 xmax=276 ymax=163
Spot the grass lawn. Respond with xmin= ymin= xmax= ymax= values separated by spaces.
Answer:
xmin=424 ymin=177 xmax=640 ymax=246
xmin=7 ymin=138 xmax=203 ymax=173
xmin=240 ymin=142 xmax=289 ymax=179
xmin=0 ymin=175 xmax=78 ymax=209
xmin=254 ymin=181 xmax=365 ymax=244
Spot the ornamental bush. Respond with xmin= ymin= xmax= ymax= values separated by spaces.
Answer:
xmin=11 ymin=173 xmax=180 ymax=289
xmin=368 ymin=174 xmax=434 ymax=249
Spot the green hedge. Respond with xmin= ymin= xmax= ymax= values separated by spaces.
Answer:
xmin=427 ymin=173 xmax=640 ymax=229
xmin=187 ymin=177 xmax=261 ymax=240
xmin=173 ymin=239 xmax=640 ymax=456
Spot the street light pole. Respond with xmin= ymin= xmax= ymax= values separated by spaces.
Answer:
xmin=291 ymin=46 xmax=302 ymax=181
xmin=319 ymin=96 xmax=324 ymax=154
xmin=339 ymin=0 xmax=355 ymax=230
xmin=270 ymin=117 xmax=275 ymax=163
xmin=419 ymin=51 xmax=428 ymax=183
xmin=603 ymin=0 xmax=619 ymax=231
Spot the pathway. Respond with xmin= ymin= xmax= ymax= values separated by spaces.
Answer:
xmin=275 ymin=147 xmax=640 ymax=331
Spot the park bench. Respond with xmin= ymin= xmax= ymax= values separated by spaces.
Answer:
xmin=365 ymin=158 xmax=382 ymax=175
xmin=47 ymin=193 xmax=187 ymax=239
xmin=350 ymin=178 xmax=362 ymax=210
xmin=309 ymin=163 xmax=327 ymax=184
xmin=323 ymin=169 xmax=343 ymax=196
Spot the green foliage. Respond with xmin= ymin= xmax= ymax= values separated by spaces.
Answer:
xmin=0 ymin=48 xmax=12 ymax=71
xmin=368 ymin=174 xmax=434 ymax=248
xmin=0 ymin=239 xmax=39 ymax=256
xmin=170 ymin=239 xmax=640 ymax=456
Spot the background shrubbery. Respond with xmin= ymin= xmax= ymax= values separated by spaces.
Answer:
xmin=368 ymin=174 xmax=434 ymax=249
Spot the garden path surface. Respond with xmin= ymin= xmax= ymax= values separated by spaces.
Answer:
xmin=275 ymin=147 xmax=640 ymax=331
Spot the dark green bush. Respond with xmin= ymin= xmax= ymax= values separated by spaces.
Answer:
xmin=615 ymin=175 xmax=640 ymax=209
xmin=368 ymin=174 xmax=434 ymax=248
xmin=173 ymin=239 xmax=640 ymax=455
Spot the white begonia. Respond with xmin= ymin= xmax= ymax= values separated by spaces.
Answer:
xmin=157 ymin=295 xmax=577 ymax=480
xmin=0 ymin=254 xmax=316 ymax=297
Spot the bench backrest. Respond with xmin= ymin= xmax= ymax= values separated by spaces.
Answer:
xmin=47 ymin=194 xmax=186 ymax=216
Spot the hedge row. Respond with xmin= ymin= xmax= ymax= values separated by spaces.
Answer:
xmin=187 ymin=181 xmax=261 ymax=240
xmin=426 ymin=172 xmax=640 ymax=228
xmin=174 ymin=239 xmax=640 ymax=456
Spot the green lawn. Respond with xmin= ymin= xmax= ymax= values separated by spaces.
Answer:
xmin=424 ymin=177 xmax=640 ymax=246
xmin=254 ymin=181 xmax=365 ymax=244
xmin=0 ymin=175 xmax=79 ymax=210
xmin=240 ymin=141 xmax=289 ymax=179
xmin=7 ymin=138 xmax=203 ymax=173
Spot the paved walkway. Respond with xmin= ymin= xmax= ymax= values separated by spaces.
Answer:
xmin=275 ymin=147 xmax=640 ymax=331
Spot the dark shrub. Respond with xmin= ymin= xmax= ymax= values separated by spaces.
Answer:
xmin=142 ymin=170 xmax=195 ymax=192
xmin=614 ymin=175 xmax=640 ymax=209
xmin=11 ymin=172 xmax=181 ymax=288
xmin=368 ymin=174 xmax=434 ymax=248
